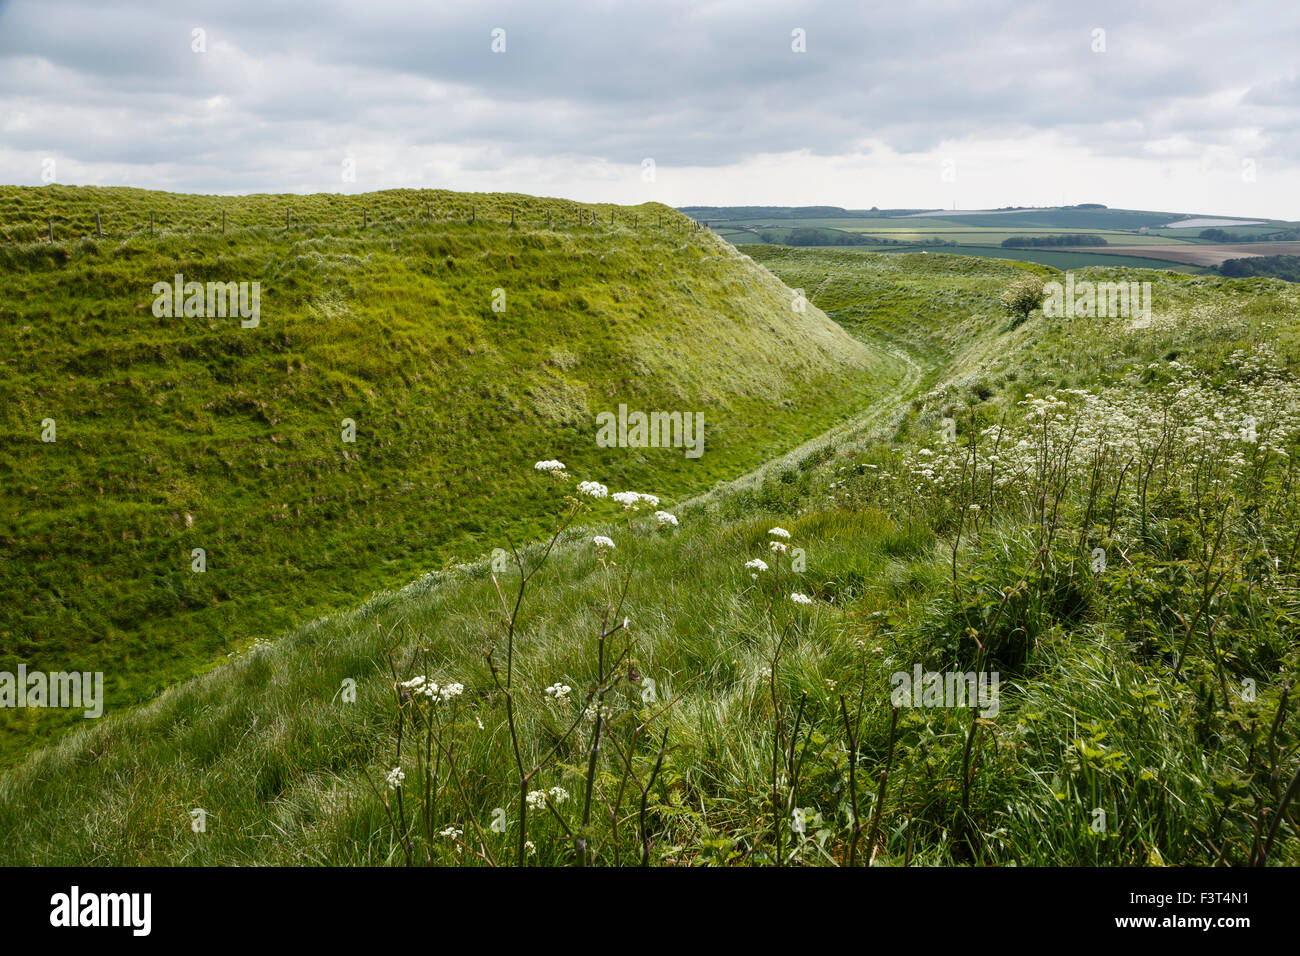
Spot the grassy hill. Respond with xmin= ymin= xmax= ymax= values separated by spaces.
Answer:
xmin=3 ymin=244 xmax=1297 ymax=866
xmin=0 ymin=185 xmax=892 ymax=759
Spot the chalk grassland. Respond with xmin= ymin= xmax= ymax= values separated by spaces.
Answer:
xmin=1 ymin=246 xmax=1296 ymax=866
xmin=0 ymin=185 xmax=890 ymax=760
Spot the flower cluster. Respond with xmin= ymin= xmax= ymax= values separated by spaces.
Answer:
xmin=525 ymin=787 xmax=570 ymax=810
xmin=900 ymin=354 xmax=1300 ymax=499
xmin=612 ymin=491 xmax=660 ymax=511
xmin=399 ymin=675 xmax=465 ymax=702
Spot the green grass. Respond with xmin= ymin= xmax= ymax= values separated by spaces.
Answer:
xmin=0 ymin=185 xmax=893 ymax=760
xmin=2 ymin=241 xmax=1298 ymax=867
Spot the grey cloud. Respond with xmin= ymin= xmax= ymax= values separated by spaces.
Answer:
xmin=0 ymin=0 xmax=1296 ymax=193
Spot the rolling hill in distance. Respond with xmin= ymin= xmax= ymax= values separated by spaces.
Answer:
xmin=685 ymin=203 xmax=1300 ymax=275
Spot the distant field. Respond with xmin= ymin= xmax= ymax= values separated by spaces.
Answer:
xmin=888 ymin=244 xmax=1205 ymax=272
xmin=1058 ymin=241 xmax=1300 ymax=267
xmin=711 ymin=226 xmax=1208 ymax=271
xmin=844 ymin=230 xmax=1194 ymax=246
xmin=695 ymin=207 xmax=1297 ymax=267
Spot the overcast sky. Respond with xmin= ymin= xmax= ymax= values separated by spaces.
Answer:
xmin=1 ymin=0 xmax=1297 ymax=217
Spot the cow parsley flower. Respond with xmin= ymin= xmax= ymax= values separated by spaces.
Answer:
xmin=791 ymin=592 xmax=813 ymax=605
xmin=746 ymin=558 xmax=769 ymax=571
xmin=545 ymin=682 xmax=572 ymax=700
xmin=577 ymin=480 xmax=608 ymax=498
xmin=768 ymin=527 xmax=791 ymax=539
xmin=549 ymin=787 xmax=570 ymax=805
xmin=526 ymin=790 xmax=549 ymax=810
xmin=439 ymin=682 xmax=465 ymax=701
xmin=612 ymin=491 xmax=659 ymax=510
xmin=654 ymin=510 xmax=678 ymax=527
xmin=440 ymin=825 xmax=463 ymax=839
xmin=400 ymin=675 xmax=440 ymax=698
xmin=386 ymin=766 xmax=405 ymax=790
xmin=593 ymin=535 xmax=615 ymax=550
xmin=534 ymin=459 xmax=567 ymax=475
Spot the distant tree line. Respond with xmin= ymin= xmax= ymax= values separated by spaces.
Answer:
xmin=760 ymin=227 xmax=875 ymax=246
xmin=759 ymin=227 xmax=958 ymax=247
xmin=1217 ymin=255 xmax=1300 ymax=282
xmin=1001 ymin=234 xmax=1109 ymax=248
xmin=1200 ymin=227 xmax=1300 ymax=242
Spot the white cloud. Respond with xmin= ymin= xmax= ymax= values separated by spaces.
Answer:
xmin=0 ymin=0 xmax=1296 ymax=217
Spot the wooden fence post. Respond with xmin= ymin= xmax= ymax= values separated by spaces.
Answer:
xmin=222 ymin=210 xmax=226 ymax=233
xmin=96 ymin=211 xmax=102 ymax=237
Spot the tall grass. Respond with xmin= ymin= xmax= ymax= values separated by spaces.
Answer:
xmin=1 ymin=246 xmax=1297 ymax=865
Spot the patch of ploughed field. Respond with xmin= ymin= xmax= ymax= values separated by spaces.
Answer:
xmin=1057 ymin=241 xmax=1300 ymax=267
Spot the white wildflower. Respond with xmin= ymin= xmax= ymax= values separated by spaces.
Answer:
xmin=576 ymin=480 xmax=608 ymax=498
xmin=791 ymin=592 xmax=813 ymax=605
xmin=545 ymin=682 xmax=572 ymax=700
xmin=768 ymin=527 xmax=791 ymax=539
xmin=386 ymin=767 xmax=405 ymax=790
xmin=654 ymin=510 xmax=678 ymax=527
xmin=593 ymin=535 xmax=616 ymax=550
xmin=612 ymin=491 xmax=659 ymax=510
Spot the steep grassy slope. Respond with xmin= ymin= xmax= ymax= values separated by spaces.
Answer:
xmin=5 ymin=248 xmax=1296 ymax=866
xmin=0 ymin=186 xmax=891 ymax=759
